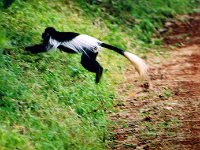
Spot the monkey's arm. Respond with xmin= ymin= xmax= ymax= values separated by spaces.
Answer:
xmin=25 ymin=43 xmax=47 ymax=54
xmin=25 ymin=37 xmax=55 ymax=54
xmin=25 ymin=43 xmax=77 ymax=54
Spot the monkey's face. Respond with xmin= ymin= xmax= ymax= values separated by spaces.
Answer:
xmin=42 ymin=31 xmax=50 ymax=42
xmin=42 ymin=27 xmax=56 ymax=40
xmin=42 ymin=27 xmax=57 ymax=46
xmin=41 ymin=30 xmax=53 ymax=51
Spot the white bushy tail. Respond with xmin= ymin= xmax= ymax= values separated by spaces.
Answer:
xmin=124 ymin=52 xmax=148 ymax=81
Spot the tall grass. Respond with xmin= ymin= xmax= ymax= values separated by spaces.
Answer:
xmin=0 ymin=0 xmax=198 ymax=149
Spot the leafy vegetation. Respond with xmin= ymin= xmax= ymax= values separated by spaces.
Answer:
xmin=78 ymin=0 xmax=198 ymax=43
xmin=0 ymin=0 xmax=198 ymax=149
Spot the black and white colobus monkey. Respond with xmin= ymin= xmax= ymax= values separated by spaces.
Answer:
xmin=26 ymin=27 xmax=148 ymax=83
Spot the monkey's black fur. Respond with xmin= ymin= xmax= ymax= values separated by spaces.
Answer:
xmin=25 ymin=43 xmax=47 ymax=54
xmin=25 ymin=27 xmax=147 ymax=83
xmin=42 ymin=27 xmax=79 ymax=42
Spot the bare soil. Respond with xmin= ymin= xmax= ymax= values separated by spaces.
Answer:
xmin=110 ymin=13 xmax=200 ymax=150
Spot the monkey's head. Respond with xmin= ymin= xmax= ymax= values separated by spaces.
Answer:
xmin=42 ymin=27 xmax=56 ymax=41
xmin=40 ymin=27 xmax=56 ymax=51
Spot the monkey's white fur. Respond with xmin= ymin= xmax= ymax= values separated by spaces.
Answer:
xmin=124 ymin=52 xmax=148 ymax=81
xmin=62 ymin=35 xmax=102 ymax=53
xmin=48 ymin=35 xmax=148 ymax=81
xmin=48 ymin=35 xmax=102 ymax=54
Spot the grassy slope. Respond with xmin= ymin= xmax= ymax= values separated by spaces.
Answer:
xmin=0 ymin=0 xmax=197 ymax=149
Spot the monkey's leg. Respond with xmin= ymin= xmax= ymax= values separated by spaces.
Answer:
xmin=58 ymin=45 xmax=77 ymax=53
xmin=81 ymin=53 xmax=103 ymax=83
xmin=95 ymin=65 xmax=103 ymax=83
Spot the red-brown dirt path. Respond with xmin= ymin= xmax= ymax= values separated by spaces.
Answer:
xmin=110 ymin=14 xmax=200 ymax=150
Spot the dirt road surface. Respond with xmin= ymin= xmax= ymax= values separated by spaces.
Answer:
xmin=110 ymin=14 xmax=200 ymax=150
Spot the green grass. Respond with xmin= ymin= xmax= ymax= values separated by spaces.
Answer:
xmin=0 ymin=0 xmax=198 ymax=149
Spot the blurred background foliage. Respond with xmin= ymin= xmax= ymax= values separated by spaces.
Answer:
xmin=0 ymin=0 xmax=199 ymax=149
